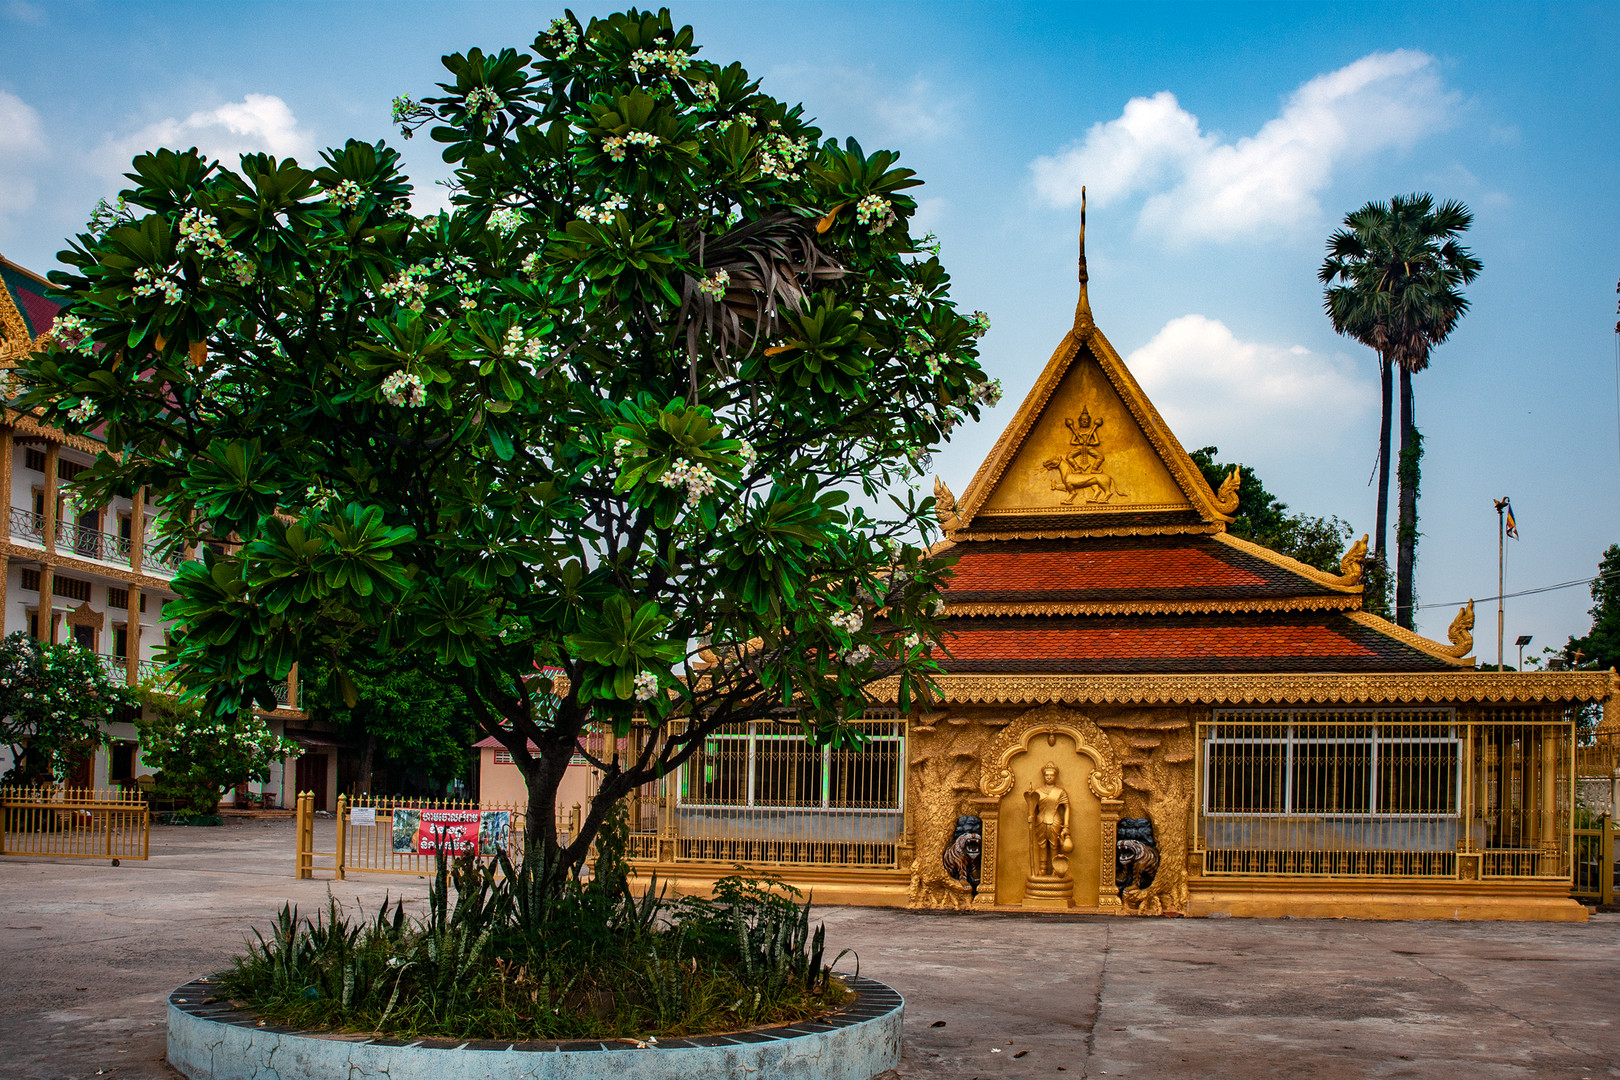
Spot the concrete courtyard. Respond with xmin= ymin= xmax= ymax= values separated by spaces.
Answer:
xmin=1 ymin=817 xmax=1617 ymax=1080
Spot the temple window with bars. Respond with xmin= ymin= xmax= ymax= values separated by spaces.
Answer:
xmin=1196 ymin=707 xmax=1574 ymax=880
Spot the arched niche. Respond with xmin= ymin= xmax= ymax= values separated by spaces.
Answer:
xmin=979 ymin=704 xmax=1123 ymax=909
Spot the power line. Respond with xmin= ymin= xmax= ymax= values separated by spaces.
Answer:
xmin=1417 ymin=566 xmax=1620 ymax=610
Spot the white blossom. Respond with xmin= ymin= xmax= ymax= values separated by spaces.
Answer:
xmin=633 ymin=671 xmax=659 ymax=702
xmin=855 ymin=195 xmax=896 ymax=234
xmin=380 ymin=370 xmax=427 ymax=408
xmin=830 ymin=610 xmax=863 ymax=635
xmin=697 ymin=268 xmax=729 ymax=299
xmin=658 ymin=458 xmax=717 ymax=506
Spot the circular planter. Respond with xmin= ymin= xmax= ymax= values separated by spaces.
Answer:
xmin=167 ymin=975 xmax=902 ymax=1080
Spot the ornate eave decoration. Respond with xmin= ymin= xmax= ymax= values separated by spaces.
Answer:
xmin=872 ymin=670 xmax=1615 ymax=710
xmin=1208 ymin=531 xmax=1365 ymax=595
xmin=979 ymin=703 xmax=1123 ymax=800
xmin=941 ymin=594 xmax=1361 ymax=618
xmin=1341 ymin=610 xmax=1475 ymax=668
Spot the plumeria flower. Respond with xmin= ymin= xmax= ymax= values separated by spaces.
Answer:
xmin=633 ymin=671 xmax=659 ymax=702
xmin=464 ymin=86 xmax=503 ymax=124
xmin=658 ymin=458 xmax=717 ymax=506
xmin=324 ymin=180 xmax=364 ymax=209
xmin=380 ymin=370 xmax=427 ymax=408
xmin=697 ymin=268 xmax=729 ymax=299
xmin=855 ymin=195 xmax=896 ymax=234
xmin=830 ymin=610 xmax=863 ymax=635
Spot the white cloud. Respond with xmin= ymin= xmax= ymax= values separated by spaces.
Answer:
xmin=1125 ymin=314 xmax=1373 ymax=459
xmin=0 ymin=90 xmax=47 ymax=222
xmin=97 ymin=93 xmax=316 ymax=179
xmin=1031 ymin=50 xmax=1458 ymax=243
xmin=3 ymin=1 xmax=45 ymax=25
xmin=768 ymin=64 xmax=964 ymax=146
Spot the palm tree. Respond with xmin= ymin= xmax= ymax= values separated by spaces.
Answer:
xmin=1320 ymin=193 xmax=1481 ymax=630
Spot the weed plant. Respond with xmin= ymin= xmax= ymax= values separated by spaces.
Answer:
xmin=216 ymin=807 xmax=853 ymax=1040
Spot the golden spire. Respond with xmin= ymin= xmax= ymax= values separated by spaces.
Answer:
xmin=1074 ymin=186 xmax=1093 ymax=330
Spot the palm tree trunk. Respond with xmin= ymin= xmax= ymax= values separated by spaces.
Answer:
xmin=1394 ymin=367 xmax=1422 ymax=629
xmin=1375 ymin=355 xmax=1393 ymax=558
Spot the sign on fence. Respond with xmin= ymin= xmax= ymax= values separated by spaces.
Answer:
xmin=389 ymin=808 xmax=512 ymax=855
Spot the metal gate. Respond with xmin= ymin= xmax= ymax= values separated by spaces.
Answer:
xmin=0 ymin=786 xmax=150 ymax=862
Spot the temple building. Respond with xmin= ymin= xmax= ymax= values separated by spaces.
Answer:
xmin=892 ymin=226 xmax=1614 ymax=920
xmin=620 ymin=225 xmax=1615 ymax=921
xmin=0 ymin=253 xmax=316 ymax=807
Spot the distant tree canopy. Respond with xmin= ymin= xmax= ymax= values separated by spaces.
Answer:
xmin=303 ymin=652 xmax=477 ymax=794
xmin=1190 ymin=447 xmax=1364 ymax=590
xmin=1560 ymin=543 xmax=1620 ymax=673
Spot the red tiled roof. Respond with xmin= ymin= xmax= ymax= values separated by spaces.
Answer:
xmin=1 ymin=257 xmax=61 ymax=340
xmin=941 ymin=535 xmax=1341 ymax=604
xmin=935 ymin=612 xmax=1450 ymax=673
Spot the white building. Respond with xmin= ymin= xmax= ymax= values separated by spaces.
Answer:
xmin=0 ymin=253 xmax=325 ymax=808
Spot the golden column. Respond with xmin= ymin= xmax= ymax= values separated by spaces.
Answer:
xmin=40 ymin=441 xmax=59 ymax=643
xmin=127 ymin=485 xmax=145 ymax=686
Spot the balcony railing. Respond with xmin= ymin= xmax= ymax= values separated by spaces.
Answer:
xmin=7 ymin=504 xmax=190 ymax=575
xmin=64 ymin=522 xmax=134 ymax=567
xmin=142 ymin=542 xmax=188 ymax=575
xmin=97 ymin=654 xmax=128 ymax=682
xmin=10 ymin=506 xmax=45 ymax=544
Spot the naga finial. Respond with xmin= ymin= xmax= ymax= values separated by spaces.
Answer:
xmin=1338 ymin=534 xmax=1369 ymax=586
xmin=933 ymin=477 xmax=962 ymax=537
xmin=1213 ymin=466 xmax=1241 ymax=515
xmin=1442 ymin=599 xmax=1475 ymax=658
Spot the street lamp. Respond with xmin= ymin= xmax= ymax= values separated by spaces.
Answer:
xmin=1516 ymin=634 xmax=1533 ymax=671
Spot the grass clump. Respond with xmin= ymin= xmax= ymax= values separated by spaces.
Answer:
xmin=215 ymin=808 xmax=852 ymax=1040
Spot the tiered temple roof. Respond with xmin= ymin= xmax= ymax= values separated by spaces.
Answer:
xmin=927 ymin=207 xmax=1474 ymax=681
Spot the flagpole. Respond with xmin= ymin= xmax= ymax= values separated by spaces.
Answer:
xmin=1494 ymin=496 xmax=1508 ymax=671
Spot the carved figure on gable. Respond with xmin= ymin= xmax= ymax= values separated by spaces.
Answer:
xmin=942 ymin=814 xmax=983 ymax=896
xmin=1043 ymin=407 xmax=1127 ymax=505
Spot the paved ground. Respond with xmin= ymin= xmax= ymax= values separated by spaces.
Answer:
xmin=2 ymin=817 xmax=1618 ymax=1080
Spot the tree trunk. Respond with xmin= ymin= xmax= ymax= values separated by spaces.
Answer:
xmin=356 ymin=732 xmax=376 ymax=796
xmin=1375 ymin=354 xmax=1393 ymax=558
xmin=1394 ymin=367 xmax=1422 ymax=630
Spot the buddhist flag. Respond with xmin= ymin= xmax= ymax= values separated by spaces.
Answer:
xmin=1504 ymin=499 xmax=1519 ymax=539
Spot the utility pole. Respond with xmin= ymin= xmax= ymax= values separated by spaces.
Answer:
xmin=1493 ymin=496 xmax=1509 ymax=671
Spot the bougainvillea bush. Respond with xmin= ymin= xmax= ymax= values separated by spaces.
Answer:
xmin=17 ymin=7 xmax=995 ymax=878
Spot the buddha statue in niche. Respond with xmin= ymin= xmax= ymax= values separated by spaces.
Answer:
xmin=1023 ymin=762 xmax=1075 ymax=904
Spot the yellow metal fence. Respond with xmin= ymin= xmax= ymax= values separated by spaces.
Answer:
xmin=1195 ymin=708 xmax=1575 ymax=882
xmin=295 ymin=791 xmax=526 ymax=880
xmin=0 ymin=785 xmax=149 ymax=862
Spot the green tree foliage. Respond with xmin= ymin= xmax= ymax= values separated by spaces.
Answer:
xmin=1561 ymin=544 xmax=1620 ymax=673
xmin=303 ymin=652 xmax=477 ymax=793
xmin=1189 ymin=448 xmax=1354 ymax=576
xmin=18 ymin=9 xmax=994 ymax=875
xmin=132 ymin=682 xmax=298 ymax=813
xmin=1319 ymin=193 xmax=1480 ymax=630
xmin=0 ymin=632 xmax=139 ymax=786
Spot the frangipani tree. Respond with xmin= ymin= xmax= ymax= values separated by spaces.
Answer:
xmin=19 ymin=8 xmax=997 ymax=876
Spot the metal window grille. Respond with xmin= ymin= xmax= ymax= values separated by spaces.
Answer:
xmin=1197 ymin=707 xmax=1573 ymax=880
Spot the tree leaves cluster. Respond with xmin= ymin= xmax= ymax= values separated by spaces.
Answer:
xmin=0 ymin=631 xmax=140 ymax=786
xmin=16 ymin=8 xmax=992 ymax=871
xmin=1189 ymin=447 xmax=1354 ymax=575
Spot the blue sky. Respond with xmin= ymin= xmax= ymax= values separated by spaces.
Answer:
xmin=2 ymin=1 xmax=1617 ymax=660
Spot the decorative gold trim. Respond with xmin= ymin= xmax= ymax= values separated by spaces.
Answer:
xmin=2 ymin=541 xmax=180 ymax=593
xmin=941 ymin=594 xmax=1360 ymax=617
xmin=1341 ymin=609 xmax=1474 ymax=668
xmin=932 ymin=478 xmax=961 ymax=539
xmin=1208 ymin=532 xmax=1364 ymax=594
xmin=953 ymin=521 xmax=1221 ymax=542
xmin=872 ymin=670 xmax=1613 ymax=707
xmin=980 ymin=703 xmax=1123 ymax=800
xmin=4 ymin=414 xmax=108 ymax=456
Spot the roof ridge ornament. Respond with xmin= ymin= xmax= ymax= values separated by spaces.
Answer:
xmin=1074 ymin=187 xmax=1093 ymax=332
